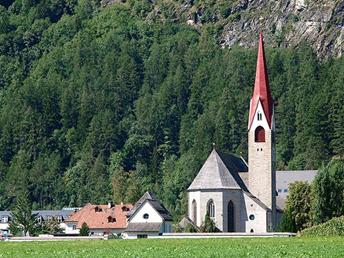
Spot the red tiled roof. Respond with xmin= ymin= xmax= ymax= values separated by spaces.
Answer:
xmin=66 ymin=203 xmax=133 ymax=229
xmin=248 ymin=32 xmax=274 ymax=129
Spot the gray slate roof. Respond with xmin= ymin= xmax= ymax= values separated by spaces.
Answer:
xmin=125 ymin=222 xmax=161 ymax=232
xmin=178 ymin=216 xmax=198 ymax=229
xmin=276 ymin=170 xmax=317 ymax=209
xmin=243 ymin=191 xmax=270 ymax=211
xmin=0 ymin=209 xmax=77 ymax=221
xmin=128 ymin=191 xmax=173 ymax=221
xmin=0 ymin=211 xmax=11 ymax=220
xmin=188 ymin=149 xmax=248 ymax=191
xmin=276 ymin=170 xmax=317 ymax=191
xmin=33 ymin=210 xmax=75 ymax=220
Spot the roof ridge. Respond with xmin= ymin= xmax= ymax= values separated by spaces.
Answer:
xmin=188 ymin=149 xmax=244 ymax=191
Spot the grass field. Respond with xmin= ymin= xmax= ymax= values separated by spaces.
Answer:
xmin=0 ymin=237 xmax=343 ymax=258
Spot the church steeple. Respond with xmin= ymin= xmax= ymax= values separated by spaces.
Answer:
xmin=248 ymin=32 xmax=273 ymax=130
xmin=248 ymin=33 xmax=276 ymax=230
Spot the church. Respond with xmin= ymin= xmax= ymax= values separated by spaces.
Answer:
xmin=187 ymin=33 xmax=280 ymax=233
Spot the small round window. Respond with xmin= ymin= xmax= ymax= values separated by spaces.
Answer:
xmin=143 ymin=213 xmax=149 ymax=219
xmin=249 ymin=214 xmax=255 ymax=220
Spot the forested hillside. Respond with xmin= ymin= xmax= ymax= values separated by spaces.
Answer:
xmin=0 ymin=1 xmax=343 ymax=217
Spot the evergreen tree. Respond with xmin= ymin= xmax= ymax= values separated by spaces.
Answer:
xmin=200 ymin=213 xmax=219 ymax=232
xmin=80 ymin=222 xmax=90 ymax=236
xmin=283 ymin=181 xmax=314 ymax=231
xmin=314 ymin=160 xmax=344 ymax=223
xmin=9 ymin=191 xmax=38 ymax=236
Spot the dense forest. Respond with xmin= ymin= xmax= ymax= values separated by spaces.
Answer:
xmin=0 ymin=0 xmax=343 ymax=218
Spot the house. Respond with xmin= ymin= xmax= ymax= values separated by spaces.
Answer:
xmin=276 ymin=170 xmax=317 ymax=209
xmin=122 ymin=192 xmax=173 ymax=239
xmin=0 ymin=211 xmax=11 ymax=235
xmin=187 ymin=33 xmax=317 ymax=233
xmin=0 ymin=208 xmax=78 ymax=235
xmin=65 ymin=202 xmax=133 ymax=236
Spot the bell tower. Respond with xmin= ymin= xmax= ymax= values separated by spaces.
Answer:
xmin=248 ymin=33 xmax=276 ymax=230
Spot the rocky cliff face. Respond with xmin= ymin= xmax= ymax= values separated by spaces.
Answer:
xmin=219 ymin=0 xmax=343 ymax=59
xmin=110 ymin=0 xmax=343 ymax=59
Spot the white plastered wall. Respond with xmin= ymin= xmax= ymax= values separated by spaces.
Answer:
xmin=189 ymin=189 xmax=268 ymax=233
xmin=243 ymin=193 xmax=268 ymax=233
xmin=189 ymin=190 xmax=224 ymax=230
xmin=88 ymin=228 xmax=123 ymax=236
xmin=130 ymin=201 xmax=163 ymax=223
xmin=222 ymin=189 xmax=246 ymax=232
xmin=188 ymin=191 xmax=201 ymax=227
xmin=64 ymin=222 xmax=79 ymax=234
xmin=249 ymin=100 xmax=271 ymax=131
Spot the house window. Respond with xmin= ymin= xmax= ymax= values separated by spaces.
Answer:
xmin=72 ymin=225 xmax=77 ymax=230
xmin=284 ymin=189 xmax=288 ymax=193
xmin=143 ymin=213 xmax=149 ymax=219
xmin=278 ymin=189 xmax=282 ymax=193
xmin=249 ymin=214 xmax=255 ymax=220
xmin=257 ymin=112 xmax=262 ymax=121
xmin=56 ymin=216 xmax=63 ymax=223
xmin=1 ymin=216 xmax=8 ymax=223
xmin=37 ymin=216 xmax=43 ymax=224
xmin=95 ymin=206 xmax=102 ymax=212
xmin=207 ymin=200 xmax=215 ymax=218
xmin=254 ymin=126 xmax=265 ymax=142
xmin=137 ymin=234 xmax=148 ymax=239
xmin=47 ymin=216 xmax=53 ymax=222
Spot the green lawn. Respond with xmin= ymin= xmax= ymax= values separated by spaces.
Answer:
xmin=0 ymin=237 xmax=342 ymax=258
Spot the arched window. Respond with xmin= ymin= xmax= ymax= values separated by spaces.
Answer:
xmin=228 ymin=201 xmax=235 ymax=232
xmin=207 ymin=199 xmax=215 ymax=218
xmin=255 ymin=126 xmax=265 ymax=142
xmin=192 ymin=200 xmax=197 ymax=224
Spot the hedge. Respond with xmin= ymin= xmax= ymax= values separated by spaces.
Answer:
xmin=300 ymin=216 xmax=344 ymax=236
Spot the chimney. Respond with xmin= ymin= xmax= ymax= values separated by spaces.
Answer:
xmin=108 ymin=201 xmax=114 ymax=208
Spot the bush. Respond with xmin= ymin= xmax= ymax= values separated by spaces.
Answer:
xmin=300 ymin=216 xmax=344 ymax=236
xmin=80 ymin=222 xmax=90 ymax=236
xmin=199 ymin=213 xmax=220 ymax=233
xmin=277 ymin=210 xmax=296 ymax=232
xmin=108 ymin=233 xmax=120 ymax=239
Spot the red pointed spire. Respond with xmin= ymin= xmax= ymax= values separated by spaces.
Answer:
xmin=248 ymin=32 xmax=273 ymax=129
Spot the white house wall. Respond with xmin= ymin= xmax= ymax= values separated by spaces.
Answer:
xmin=130 ymin=202 xmax=163 ymax=223
xmin=122 ymin=232 xmax=160 ymax=239
xmin=89 ymin=228 xmax=124 ymax=236
xmin=0 ymin=223 xmax=9 ymax=233
xmin=64 ymin=222 xmax=79 ymax=234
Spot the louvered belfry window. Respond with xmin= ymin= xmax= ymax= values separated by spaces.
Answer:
xmin=255 ymin=126 xmax=265 ymax=142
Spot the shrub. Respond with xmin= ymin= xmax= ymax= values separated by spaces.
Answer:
xmin=300 ymin=216 xmax=344 ymax=236
xmin=108 ymin=233 xmax=120 ymax=239
xmin=80 ymin=222 xmax=90 ymax=236
xmin=199 ymin=213 xmax=220 ymax=232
